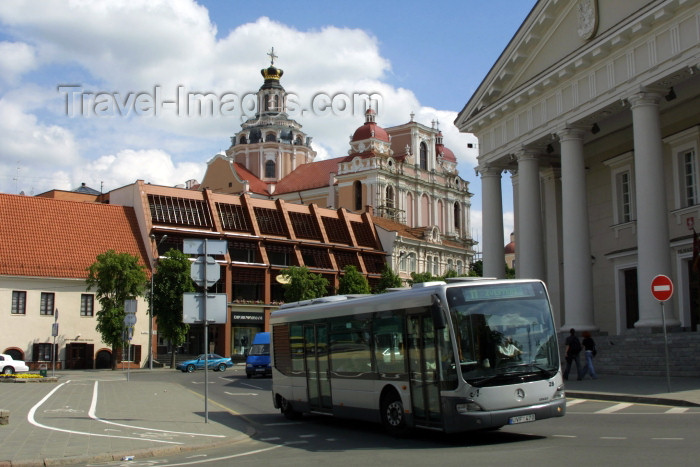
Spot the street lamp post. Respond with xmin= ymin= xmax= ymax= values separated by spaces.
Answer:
xmin=149 ymin=234 xmax=167 ymax=370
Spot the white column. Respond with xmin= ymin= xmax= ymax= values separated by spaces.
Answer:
xmin=558 ymin=128 xmax=596 ymax=331
xmin=542 ymin=167 xmax=563 ymax=328
xmin=628 ymin=91 xmax=678 ymax=327
xmin=510 ymin=169 xmax=519 ymax=274
xmin=516 ymin=149 xmax=545 ymax=280
xmin=480 ymin=165 xmax=506 ymax=278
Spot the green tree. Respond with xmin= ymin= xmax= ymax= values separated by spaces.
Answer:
xmin=442 ymin=268 xmax=459 ymax=280
xmin=282 ymin=266 xmax=329 ymax=302
xmin=375 ymin=264 xmax=403 ymax=293
xmin=86 ymin=250 xmax=148 ymax=370
xmin=151 ymin=249 xmax=195 ymax=369
xmin=338 ymin=265 xmax=370 ymax=295
xmin=469 ymin=260 xmax=483 ymax=277
xmin=505 ymin=263 xmax=516 ymax=279
xmin=408 ymin=271 xmax=436 ymax=286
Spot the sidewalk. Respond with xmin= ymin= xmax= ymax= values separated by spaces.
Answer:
xmin=564 ymin=373 xmax=700 ymax=407
xmin=0 ymin=369 xmax=251 ymax=467
xmin=2 ymin=370 xmax=700 ymax=466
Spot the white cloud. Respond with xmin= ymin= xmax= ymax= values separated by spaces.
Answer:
xmin=0 ymin=41 xmax=36 ymax=84
xmin=75 ymin=149 xmax=205 ymax=192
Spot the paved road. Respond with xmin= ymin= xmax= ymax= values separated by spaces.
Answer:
xmin=2 ymin=366 xmax=700 ymax=466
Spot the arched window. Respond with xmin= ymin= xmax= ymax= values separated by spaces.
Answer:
xmin=265 ymin=133 xmax=277 ymax=142
xmin=420 ymin=142 xmax=428 ymax=170
xmin=354 ymin=181 xmax=363 ymax=210
xmin=273 ymin=95 xmax=280 ymax=111
xmin=408 ymin=253 xmax=417 ymax=272
xmin=399 ymin=251 xmax=407 ymax=271
xmin=406 ymin=192 xmax=413 ymax=226
xmin=239 ymin=135 xmax=247 ymax=144
xmin=265 ymin=160 xmax=276 ymax=178
xmin=454 ymin=202 xmax=461 ymax=230
xmin=386 ymin=185 xmax=394 ymax=209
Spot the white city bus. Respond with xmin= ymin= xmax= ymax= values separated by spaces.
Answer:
xmin=270 ymin=278 xmax=565 ymax=434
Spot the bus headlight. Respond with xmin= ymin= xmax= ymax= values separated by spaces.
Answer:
xmin=456 ymin=401 xmax=483 ymax=414
xmin=553 ymin=384 xmax=565 ymax=399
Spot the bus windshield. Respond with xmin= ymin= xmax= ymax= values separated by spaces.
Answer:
xmin=446 ymin=282 xmax=559 ymax=386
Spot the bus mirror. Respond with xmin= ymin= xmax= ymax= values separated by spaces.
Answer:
xmin=431 ymin=295 xmax=446 ymax=330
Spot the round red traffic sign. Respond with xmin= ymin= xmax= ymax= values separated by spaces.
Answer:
xmin=651 ymin=275 xmax=674 ymax=302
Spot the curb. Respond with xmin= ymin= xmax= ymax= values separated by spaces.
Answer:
xmin=566 ymin=391 xmax=700 ymax=407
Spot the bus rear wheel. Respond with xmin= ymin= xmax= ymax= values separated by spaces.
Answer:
xmin=381 ymin=392 xmax=409 ymax=436
xmin=278 ymin=395 xmax=301 ymax=420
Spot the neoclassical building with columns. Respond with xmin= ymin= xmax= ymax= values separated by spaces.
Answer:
xmin=456 ymin=0 xmax=700 ymax=335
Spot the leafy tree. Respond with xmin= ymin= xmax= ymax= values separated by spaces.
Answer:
xmin=375 ymin=264 xmax=403 ymax=293
xmin=151 ymin=249 xmax=195 ymax=369
xmin=505 ymin=263 xmax=516 ymax=279
xmin=86 ymin=250 xmax=148 ymax=370
xmin=338 ymin=265 xmax=370 ymax=295
xmin=442 ymin=269 xmax=459 ymax=280
xmin=282 ymin=266 xmax=329 ymax=302
xmin=469 ymin=260 xmax=483 ymax=277
xmin=408 ymin=271 xmax=436 ymax=286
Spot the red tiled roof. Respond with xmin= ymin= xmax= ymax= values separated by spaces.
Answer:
xmin=274 ymin=156 xmax=347 ymax=194
xmin=0 ymin=194 xmax=150 ymax=279
xmin=232 ymin=162 xmax=270 ymax=195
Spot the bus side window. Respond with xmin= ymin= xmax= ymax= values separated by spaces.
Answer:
xmin=374 ymin=313 xmax=405 ymax=374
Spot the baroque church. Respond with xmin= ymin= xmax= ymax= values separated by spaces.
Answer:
xmin=201 ymin=52 xmax=476 ymax=281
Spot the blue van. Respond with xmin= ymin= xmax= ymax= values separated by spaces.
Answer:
xmin=245 ymin=332 xmax=271 ymax=378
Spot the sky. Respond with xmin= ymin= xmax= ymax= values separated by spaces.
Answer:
xmin=0 ymin=0 xmax=535 ymax=249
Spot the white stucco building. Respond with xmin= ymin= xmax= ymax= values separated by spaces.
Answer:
xmin=456 ymin=0 xmax=700 ymax=334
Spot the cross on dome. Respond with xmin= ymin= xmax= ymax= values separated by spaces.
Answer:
xmin=267 ymin=47 xmax=278 ymax=66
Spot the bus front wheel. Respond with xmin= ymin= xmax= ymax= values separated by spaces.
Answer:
xmin=381 ymin=392 xmax=409 ymax=436
xmin=278 ymin=395 xmax=301 ymax=420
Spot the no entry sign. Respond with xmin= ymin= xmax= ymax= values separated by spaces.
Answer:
xmin=651 ymin=275 xmax=674 ymax=302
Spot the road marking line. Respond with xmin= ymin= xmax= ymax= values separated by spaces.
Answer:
xmin=665 ymin=407 xmax=689 ymax=414
xmin=137 ymin=444 xmax=284 ymax=466
xmin=601 ymin=437 xmax=627 ymax=440
xmin=241 ymin=382 xmax=265 ymax=390
xmin=27 ymin=383 xmax=181 ymax=445
xmin=225 ymin=391 xmax=258 ymax=396
xmin=565 ymin=399 xmax=585 ymax=406
xmin=596 ymin=403 xmax=632 ymax=414
xmin=260 ymin=437 xmax=281 ymax=441
xmin=299 ymin=434 xmax=316 ymax=438
xmin=553 ymin=435 xmax=577 ymax=438
xmin=89 ymin=381 xmax=225 ymax=438
xmin=652 ymin=437 xmax=684 ymax=440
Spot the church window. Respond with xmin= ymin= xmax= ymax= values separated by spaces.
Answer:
xmin=454 ymin=202 xmax=460 ymax=230
xmin=386 ymin=185 xmax=394 ymax=209
xmin=265 ymin=160 xmax=276 ymax=178
xmin=420 ymin=142 xmax=428 ymax=170
xmin=354 ymin=181 xmax=362 ymax=211
xmin=265 ymin=133 xmax=277 ymax=142
xmin=239 ymin=135 xmax=247 ymax=144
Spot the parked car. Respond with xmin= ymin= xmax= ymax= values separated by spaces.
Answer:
xmin=0 ymin=354 xmax=30 ymax=374
xmin=176 ymin=354 xmax=233 ymax=373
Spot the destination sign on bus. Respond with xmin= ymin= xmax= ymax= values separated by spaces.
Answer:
xmin=462 ymin=283 xmax=537 ymax=301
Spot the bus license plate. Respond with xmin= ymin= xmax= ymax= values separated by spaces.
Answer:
xmin=508 ymin=414 xmax=535 ymax=425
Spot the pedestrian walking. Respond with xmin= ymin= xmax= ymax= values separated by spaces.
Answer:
xmin=580 ymin=330 xmax=598 ymax=379
xmin=563 ymin=328 xmax=582 ymax=381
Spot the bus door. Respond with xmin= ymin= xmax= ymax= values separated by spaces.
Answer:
xmin=304 ymin=324 xmax=332 ymax=412
xmin=407 ymin=313 xmax=442 ymax=427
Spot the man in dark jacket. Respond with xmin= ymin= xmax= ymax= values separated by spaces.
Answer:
xmin=563 ymin=328 xmax=582 ymax=380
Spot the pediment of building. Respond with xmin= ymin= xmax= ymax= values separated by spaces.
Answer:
xmin=456 ymin=0 xmax=685 ymax=131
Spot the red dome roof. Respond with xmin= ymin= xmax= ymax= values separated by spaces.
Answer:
xmin=351 ymin=109 xmax=390 ymax=143
xmin=437 ymin=144 xmax=456 ymax=162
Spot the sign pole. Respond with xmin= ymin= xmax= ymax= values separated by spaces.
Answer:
xmin=660 ymin=302 xmax=671 ymax=393
xmin=651 ymin=275 xmax=674 ymax=393
xmin=52 ymin=308 xmax=58 ymax=377
xmin=204 ymin=238 xmax=209 ymax=424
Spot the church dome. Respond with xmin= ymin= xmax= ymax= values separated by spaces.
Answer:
xmin=351 ymin=109 xmax=390 ymax=143
xmin=435 ymin=131 xmax=457 ymax=162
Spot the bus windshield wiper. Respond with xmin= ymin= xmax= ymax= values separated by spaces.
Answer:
xmin=501 ymin=362 xmax=556 ymax=377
